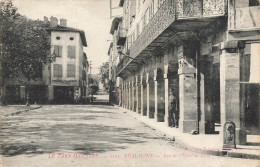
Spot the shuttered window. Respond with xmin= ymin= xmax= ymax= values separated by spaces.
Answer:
xmin=67 ymin=64 xmax=75 ymax=77
xmin=53 ymin=64 xmax=62 ymax=77
xmin=68 ymin=45 xmax=76 ymax=58
xmin=54 ymin=45 xmax=62 ymax=57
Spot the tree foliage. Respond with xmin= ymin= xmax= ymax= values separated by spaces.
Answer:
xmin=0 ymin=1 xmax=54 ymax=105
xmin=88 ymin=77 xmax=99 ymax=95
xmin=99 ymin=62 xmax=109 ymax=93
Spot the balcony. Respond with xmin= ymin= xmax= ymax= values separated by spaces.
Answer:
xmin=116 ymin=0 xmax=226 ymax=77
xmin=117 ymin=26 xmax=127 ymax=45
xmin=229 ymin=6 xmax=260 ymax=31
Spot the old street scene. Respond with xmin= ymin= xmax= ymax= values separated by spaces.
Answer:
xmin=0 ymin=0 xmax=260 ymax=167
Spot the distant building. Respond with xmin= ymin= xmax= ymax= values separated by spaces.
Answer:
xmin=5 ymin=16 xmax=89 ymax=104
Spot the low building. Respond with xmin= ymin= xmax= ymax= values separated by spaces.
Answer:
xmin=6 ymin=16 xmax=88 ymax=104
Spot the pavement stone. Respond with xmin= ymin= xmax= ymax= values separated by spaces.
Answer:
xmin=118 ymin=106 xmax=260 ymax=160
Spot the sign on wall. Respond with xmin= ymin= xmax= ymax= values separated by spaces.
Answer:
xmin=51 ymin=79 xmax=79 ymax=86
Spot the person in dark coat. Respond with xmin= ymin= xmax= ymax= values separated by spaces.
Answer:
xmin=169 ymin=90 xmax=179 ymax=128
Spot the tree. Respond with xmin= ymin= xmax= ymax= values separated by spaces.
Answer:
xmin=99 ymin=62 xmax=109 ymax=93
xmin=0 ymin=1 xmax=54 ymax=106
xmin=88 ymin=77 xmax=99 ymax=95
xmin=0 ymin=1 xmax=20 ymax=105
xmin=13 ymin=17 xmax=52 ymax=106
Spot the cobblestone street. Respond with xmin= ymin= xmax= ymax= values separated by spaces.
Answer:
xmin=0 ymin=105 xmax=259 ymax=167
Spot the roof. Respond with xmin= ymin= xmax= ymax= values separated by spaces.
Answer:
xmin=110 ymin=17 xmax=122 ymax=35
xmin=119 ymin=0 xmax=124 ymax=7
xmin=46 ymin=26 xmax=87 ymax=47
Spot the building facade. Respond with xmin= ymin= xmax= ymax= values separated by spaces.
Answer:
xmin=109 ymin=0 xmax=260 ymax=145
xmin=6 ymin=16 xmax=89 ymax=104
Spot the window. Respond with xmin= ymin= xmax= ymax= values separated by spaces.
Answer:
xmin=68 ymin=45 xmax=76 ymax=58
xmin=67 ymin=64 xmax=76 ymax=77
xmin=56 ymin=36 xmax=60 ymax=40
xmin=70 ymin=37 xmax=74 ymax=40
xmin=53 ymin=64 xmax=62 ymax=77
xmin=54 ymin=45 xmax=62 ymax=57
xmin=249 ymin=0 xmax=260 ymax=6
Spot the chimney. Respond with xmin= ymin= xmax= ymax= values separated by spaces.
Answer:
xmin=50 ymin=16 xmax=58 ymax=27
xmin=60 ymin=19 xmax=67 ymax=27
xmin=43 ymin=16 xmax=49 ymax=24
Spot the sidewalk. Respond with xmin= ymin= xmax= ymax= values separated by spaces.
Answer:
xmin=118 ymin=106 xmax=260 ymax=160
xmin=0 ymin=105 xmax=42 ymax=117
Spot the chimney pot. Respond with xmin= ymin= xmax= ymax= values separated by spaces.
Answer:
xmin=43 ymin=16 xmax=49 ymax=24
xmin=50 ymin=16 xmax=58 ymax=27
xmin=60 ymin=19 xmax=67 ymax=27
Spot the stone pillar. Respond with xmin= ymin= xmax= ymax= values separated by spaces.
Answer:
xmin=128 ymin=82 xmax=131 ymax=110
xmin=146 ymin=71 xmax=150 ymax=118
xmin=154 ymin=69 xmax=158 ymax=121
xmin=140 ymin=73 xmax=144 ymax=115
xmin=48 ymin=85 xmax=54 ymax=102
xmin=132 ymin=80 xmax=135 ymax=111
xmin=135 ymin=75 xmax=139 ymax=113
xmin=178 ymin=45 xmax=197 ymax=133
xmin=154 ymin=66 xmax=165 ymax=122
xmin=20 ymin=86 xmax=26 ymax=102
xmin=119 ymin=85 xmax=122 ymax=106
xmin=199 ymin=43 xmax=215 ymax=134
xmin=126 ymin=83 xmax=129 ymax=109
xmin=125 ymin=82 xmax=127 ymax=108
xmin=164 ymin=54 xmax=170 ymax=126
xmin=122 ymin=83 xmax=125 ymax=108
xmin=220 ymin=41 xmax=246 ymax=145
xmin=164 ymin=74 xmax=169 ymax=126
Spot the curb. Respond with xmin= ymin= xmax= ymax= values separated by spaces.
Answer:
xmin=4 ymin=106 xmax=42 ymax=117
xmin=118 ymin=107 xmax=260 ymax=160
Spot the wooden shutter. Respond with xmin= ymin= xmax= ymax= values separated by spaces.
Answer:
xmin=54 ymin=64 xmax=62 ymax=77
xmin=67 ymin=64 xmax=75 ymax=77
xmin=68 ymin=46 xmax=76 ymax=58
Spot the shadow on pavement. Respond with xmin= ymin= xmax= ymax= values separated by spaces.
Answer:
xmin=0 ymin=122 xmax=155 ymax=157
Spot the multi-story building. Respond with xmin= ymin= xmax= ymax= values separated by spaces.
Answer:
xmin=5 ymin=16 xmax=89 ymax=104
xmin=109 ymin=0 xmax=260 ymax=145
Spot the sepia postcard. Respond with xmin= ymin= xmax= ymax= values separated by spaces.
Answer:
xmin=0 ymin=0 xmax=259 ymax=167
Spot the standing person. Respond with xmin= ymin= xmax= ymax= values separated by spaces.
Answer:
xmin=169 ymin=90 xmax=179 ymax=128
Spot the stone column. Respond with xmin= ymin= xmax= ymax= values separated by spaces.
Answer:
xmin=126 ymin=82 xmax=129 ymax=109
xmin=154 ymin=69 xmax=158 ymax=121
xmin=164 ymin=73 xmax=169 ymax=126
xmin=146 ymin=71 xmax=150 ymax=118
xmin=199 ymin=43 xmax=215 ymax=134
xmin=140 ymin=73 xmax=144 ymax=115
xmin=48 ymin=85 xmax=54 ymax=102
xmin=132 ymin=80 xmax=135 ymax=111
xmin=164 ymin=53 xmax=170 ymax=126
xmin=122 ymin=83 xmax=125 ymax=108
xmin=154 ymin=67 xmax=165 ymax=122
xmin=128 ymin=82 xmax=131 ymax=110
xmin=119 ymin=85 xmax=122 ymax=106
xmin=220 ymin=41 xmax=246 ymax=145
xmin=178 ymin=45 xmax=197 ymax=133
xmin=125 ymin=82 xmax=127 ymax=108
xmin=135 ymin=75 xmax=139 ymax=113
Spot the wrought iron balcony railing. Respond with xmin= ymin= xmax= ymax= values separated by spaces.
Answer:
xmin=117 ymin=26 xmax=127 ymax=45
xmin=117 ymin=0 xmax=227 ymax=76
